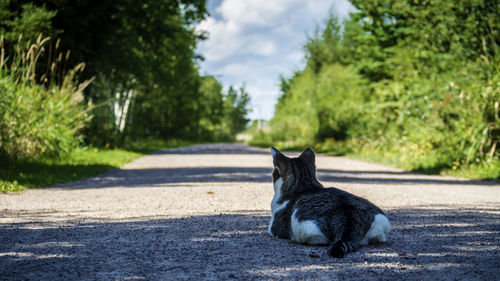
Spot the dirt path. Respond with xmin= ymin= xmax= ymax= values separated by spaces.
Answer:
xmin=1 ymin=143 xmax=499 ymax=280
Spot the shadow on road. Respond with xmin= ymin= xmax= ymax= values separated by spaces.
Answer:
xmin=1 ymin=207 xmax=499 ymax=280
xmin=151 ymin=143 xmax=270 ymax=155
xmin=39 ymin=143 xmax=497 ymax=188
xmin=55 ymin=167 xmax=498 ymax=189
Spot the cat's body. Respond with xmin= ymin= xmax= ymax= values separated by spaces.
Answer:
xmin=269 ymin=147 xmax=390 ymax=258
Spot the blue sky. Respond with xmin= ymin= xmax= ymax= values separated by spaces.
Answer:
xmin=195 ymin=0 xmax=356 ymax=120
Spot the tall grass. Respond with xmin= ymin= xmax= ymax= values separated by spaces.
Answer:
xmin=0 ymin=35 xmax=91 ymax=159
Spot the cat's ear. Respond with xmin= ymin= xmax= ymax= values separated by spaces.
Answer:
xmin=299 ymin=147 xmax=315 ymax=164
xmin=271 ymin=146 xmax=289 ymax=175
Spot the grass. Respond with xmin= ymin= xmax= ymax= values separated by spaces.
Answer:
xmin=343 ymin=148 xmax=500 ymax=181
xmin=249 ymin=140 xmax=500 ymax=181
xmin=123 ymin=138 xmax=197 ymax=154
xmin=444 ymin=160 xmax=500 ymax=181
xmin=0 ymin=138 xmax=197 ymax=192
xmin=0 ymin=148 xmax=141 ymax=192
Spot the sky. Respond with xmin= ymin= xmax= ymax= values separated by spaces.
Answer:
xmin=195 ymin=0 xmax=356 ymax=120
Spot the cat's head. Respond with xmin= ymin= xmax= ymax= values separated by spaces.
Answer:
xmin=270 ymin=147 xmax=323 ymax=198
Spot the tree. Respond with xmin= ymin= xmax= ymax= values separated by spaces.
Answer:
xmin=0 ymin=1 xmax=57 ymax=49
xmin=197 ymin=76 xmax=224 ymax=139
xmin=262 ymin=0 xmax=499 ymax=175
xmin=1 ymin=0 xmax=255 ymax=146
xmin=2 ymin=0 xmax=210 ymax=145
xmin=221 ymin=86 xmax=251 ymax=139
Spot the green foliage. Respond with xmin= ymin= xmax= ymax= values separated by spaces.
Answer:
xmin=267 ymin=63 xmax=368 ymax=146
xmin=122 ymin=138 xmax=201 ymax=154
xmin=254 ymin=0 xmax=500 ymax=179
xmin=0 ymin=0 xmax=58 ymax=49
xmin=221 ymin=86 xmax=251 ymax=139
xmin=269 ymin=69 xmax=318 ymax=146
xmin=51 ymin=0 xmax=211 ymax=144
xmin=195 ymin=77 xmax=251 ymax=141
xmin=0 ymin=1 xmax=251 ymax=191
xmin=305 ymin=16 xmax=347 ymax=72
xmin=44 ymin=0 xmax=250 ymax=144
xmin=0 ymin=1 xmax=250 ymax=149
xmin=0 ymin=36 xmax=90 ymax=159
xmin=197 ymin=76 xmax=225 ymax=139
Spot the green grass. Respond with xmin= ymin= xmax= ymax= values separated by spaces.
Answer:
xmin=249 ymin=139 xmax=500 ymax=181
xmin=123 ymin=138 xmax=198 ymax=154
xmin=343 ymin=148 xmax=500 ymax=181
xmin=444 ymin=160 xmax=500 ymax=181
xmin=0 ymin=138 xmax=197 ymax=192
xmin=0 ymin=148 xmax=142 ymax=192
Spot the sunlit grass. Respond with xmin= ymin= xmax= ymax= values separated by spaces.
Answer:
xmin=0 ymin=139 xmax=198 ymax=192
xmin=444 ymin=160 xmax=500 ymax=180
xmin=249 ymin=139 xmax=499 ymax=181
xmin=344 ymin=148 xmax=500 ymax=181
xmin=0 ymin=148 xmax=141 ymax=192
xmin=123 ymin=138 xmax=198 ymax=154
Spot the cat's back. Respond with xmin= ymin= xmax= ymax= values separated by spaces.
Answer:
xmin=293 ymin=186 xmax=383 ymax=218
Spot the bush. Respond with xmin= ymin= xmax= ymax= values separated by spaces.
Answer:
xmin=0 ymin=36 xmax=91 ymax=159
xmin=253 ymin=1 xmax=500 ymax=179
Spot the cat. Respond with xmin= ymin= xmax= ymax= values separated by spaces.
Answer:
xmin=268 ymin=147 xmax=390 ymax=258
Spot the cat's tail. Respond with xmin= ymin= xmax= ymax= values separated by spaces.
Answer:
xmin=327 ymin=240 xmax=359 ymax=258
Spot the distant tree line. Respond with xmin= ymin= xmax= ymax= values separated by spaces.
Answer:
xmin=0 ymin=0 xmax=249 ymax=159
xmin=253 ymin=0 xmax=499 ymax=176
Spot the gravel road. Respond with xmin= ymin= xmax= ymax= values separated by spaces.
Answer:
xmin=1 ymin=143 xmax=499 ymax=280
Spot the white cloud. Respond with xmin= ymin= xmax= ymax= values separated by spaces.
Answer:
xmin=238 ymin=33 xmax=279 ymax=57
xmin=196 ymin=17 xmax=242 ymax=61
xmin=247 ymin=39 xmax=276 ymax=56
xmin=332 ymin=0 xmax=357 ymax=20
xmin=286 ymin=50 xmax=304 ymax=63
xmin=196 ymin=0 xmax=356 ymax=120
xmin=217 ymin=0 xmax=289 ymax=27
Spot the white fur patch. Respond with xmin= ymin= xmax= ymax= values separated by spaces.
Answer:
xmin=360 ymin=213 xmax=391 ymax=246
xmin=270 ymin=178 xmax=284 ymax=212
xmin=290 ymin=209 xmax=329 ymax=245
xmin=268 ymin=178 xmax=289 ymax=236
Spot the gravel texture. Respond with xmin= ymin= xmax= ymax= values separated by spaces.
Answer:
xmin=1 ymin=143 xmax=499 ymax=280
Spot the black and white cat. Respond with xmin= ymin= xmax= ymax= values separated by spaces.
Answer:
xmin=268 ymin=147 xmax=390 ymax=258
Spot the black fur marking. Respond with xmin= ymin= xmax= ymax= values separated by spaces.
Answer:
xmin=327 ymin=241 xmax=345 ymax=258
xmin=272 ymin=168 xmax=280 ymax=183
xmin=270 ymin=207 xmax=292 ymax=239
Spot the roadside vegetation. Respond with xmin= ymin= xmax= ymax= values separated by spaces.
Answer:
xmin=0 ymin=1 xmax=250 ymax=192
xmin=249 ymin=0 xmax=499 ymax=180
xmin=0 ymin=148 xmax=141 ymax=192
xmin=0 ymin=139 xmax=196 ymax=192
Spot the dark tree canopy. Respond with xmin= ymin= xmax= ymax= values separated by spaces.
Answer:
xmin=0 ymin=0 xmax=251 ymax=146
